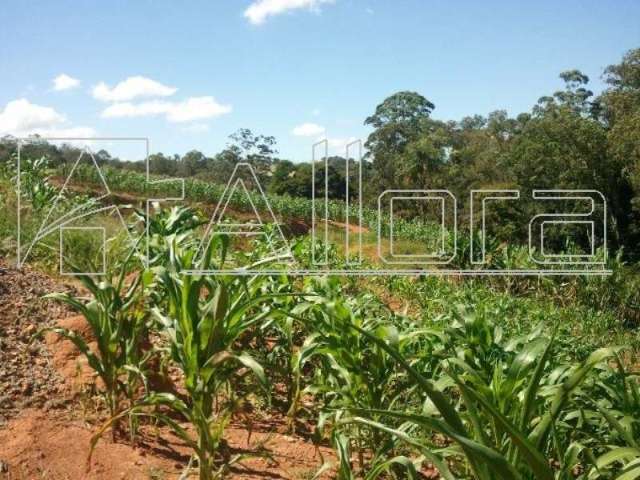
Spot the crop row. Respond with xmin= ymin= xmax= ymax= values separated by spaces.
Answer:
xmin=63 ymin=164 xmax=442 ymax=241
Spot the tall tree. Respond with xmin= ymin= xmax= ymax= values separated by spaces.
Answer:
xmin=364 ymin=91 xmax=443 ymax=192
xmin=178 ymin=150 xmax=207 ymax=177
xmin=215 ymin=128 xmax=278 ymax=186
xmin=599 ymin=48 xmax=640 ymax=255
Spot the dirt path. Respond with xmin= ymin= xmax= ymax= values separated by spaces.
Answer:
xmin=326 ymin=220 xmax=369 ymax=234
xmin=0 ymin=261 xmax=76 ymax=424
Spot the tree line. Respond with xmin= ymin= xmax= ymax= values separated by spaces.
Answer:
xmin=1 ymin=47 xmax=639 ymax=258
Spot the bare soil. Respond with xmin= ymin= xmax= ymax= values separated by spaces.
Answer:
xmin=0 ymin=408 xmax=333 ymax=480
xmin=326 ymin=220 xmax=368 ymax=235
xmin=0 ymin=260 xmax=76 ymax=423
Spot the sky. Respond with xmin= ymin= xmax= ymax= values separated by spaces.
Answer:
xmin=0 ymin=0 xmax=639 ymax=162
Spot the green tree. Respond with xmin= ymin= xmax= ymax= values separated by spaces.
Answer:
xmin=364 ymin=91 xmax=444 ymax=192
xmin=599 ymin=48 xmax=640 ymax=256
xmin=213 ymin=128 xmax=278 ymax=186
xmin=178 ymin=150 xmax=207 ymax=177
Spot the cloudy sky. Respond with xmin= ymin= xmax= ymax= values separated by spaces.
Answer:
xmin=1 ymin=0 xmax=639 ymax=161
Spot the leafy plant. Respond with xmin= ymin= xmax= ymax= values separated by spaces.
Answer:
xmin=97 ymin=236 xmax=295 ymax=480
xmin=134 ymin=203 xmax=206 ymax=267
xmin=41 ymin=255 xmax=149 ymax=439
xmin=286 ymin=278 xmax=433 ymax=477
xmin=15 ymin=155 xmax=60 ymax=210
xmin=341 ymin=309 xmax=622 ymax=479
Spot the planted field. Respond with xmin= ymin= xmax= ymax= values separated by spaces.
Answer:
xmin=0 ymin=15 xmax=639 ymax=475
xmin=1 ymin=151 xmax=639 ymax=480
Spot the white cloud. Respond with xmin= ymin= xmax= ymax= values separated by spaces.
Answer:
xmin=166 ymin=97 xmax=231 ymax=122
xmin=92 ymin=76 xmax=177 ymax=102
xmin=292 ymin=122 xmax=325 ymax=137
xmin=0 ymin=98 xmax=95 ymax=138
xmin=0 ymin=99 xmax=65 ymax=132
xmin=101 ymin=96 xmax=232 ymax=123
xmin=244 ymin=0 xmax=335 ymax=25
xmin=52 ymin=74 xmax=80 ymax=91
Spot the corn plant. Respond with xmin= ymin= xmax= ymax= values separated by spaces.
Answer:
xmin=15 ymin=155 xmax=60 ymax=210
xmin=283 ymin=278 xmax=439 ymax=478
xmin=254 ymin=284 xmax=302 ymax=418
xmin=578 ymin=352 xmax=640 ymax=479
xmin=96 ymin=235 xmax=299 ymax=479
xmin=341 ymin=308 xmax=622 ymax=479
xmin=41 ymin=254 xmax=148 ymax=439
xmin=134 ymin=203 xmax=206 ymax=267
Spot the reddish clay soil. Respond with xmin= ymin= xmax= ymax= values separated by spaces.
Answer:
xmin=0 ymin=261 xmax=335 ymax=479
xmin=0 ymin=408 xmax=333 ymax=480
xmin=0 ymin=260 xmax=76 ymax=422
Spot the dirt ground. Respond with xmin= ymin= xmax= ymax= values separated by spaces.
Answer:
xmin=0 ymin=408 xmax=333 ymax=479
xmin=0 ymin=261 xmax=334 ymax=479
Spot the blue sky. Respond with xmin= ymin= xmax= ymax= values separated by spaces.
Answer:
xmin=0 ymin=0 xmax=638 ymax=162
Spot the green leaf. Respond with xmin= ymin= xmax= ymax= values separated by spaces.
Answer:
xmin=456 ymin=381 xmax=554 ymax=479
xmin=597 ymin=447 xmax=640 ymax=469
xmin=344 ymin=417 xmax=455 ymax=480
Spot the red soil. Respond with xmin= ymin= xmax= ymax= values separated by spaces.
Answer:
xmin=0 ymin=408 xmax=333 ymax=480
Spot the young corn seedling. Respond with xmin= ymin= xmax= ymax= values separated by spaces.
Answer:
xmin=96 ymin=235 xmax=296 ymax=480
xmin=134 ymin=204 xmax=206 ymax=268
xmin=287 ymin=278 xmax=431 ymax=477
xmin=42 ymin=256 xmax=148 ymax=440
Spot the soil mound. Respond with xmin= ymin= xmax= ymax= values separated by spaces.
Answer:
xmin=0 ymin=261 xmax=75 ymax=424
